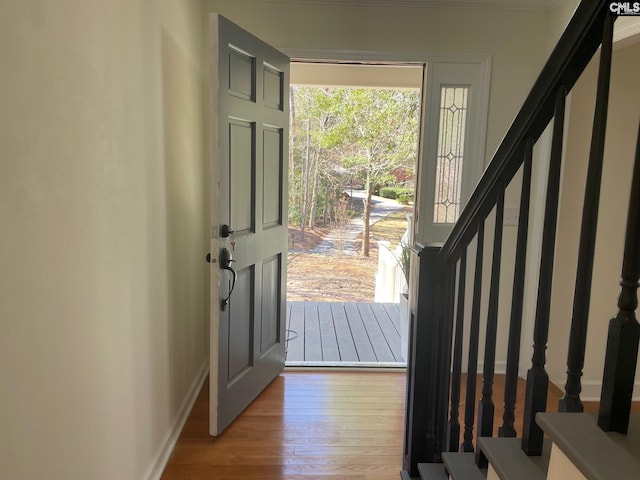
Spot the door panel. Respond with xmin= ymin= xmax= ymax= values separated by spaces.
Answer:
xmin=229 ymin=120 xmax=255 ymax=233
xmin=261 ymin=254 xmax=281 ymax=354
xmin=227 ymin=266 xmax=254 ymax=383
xmin=229 ymin=48 xmax=256 ymax=100
xmin=263 ymin=128 xmax=283 ymax=227
xmin=263 ymin=65 xmax=284 ymax=109
xmin=209 ymin=14 xmax=289 ymax=435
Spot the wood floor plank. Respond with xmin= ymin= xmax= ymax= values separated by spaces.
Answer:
xmin=163 ymin=371 xmax=640 ymax=480
xmin=161 ymin=372 xmax=405 ymax=479
xmin=318 ymin=302 xmax=341 ymax=361
xmin=343 ymin=303 xmax=377 ymax=361
xmin=303 ymin=303 xmax=322 ymax=361
xmin=356 ymin=303 xmax=395 ymax=362
xmin=330 ymin=303 xmax=360 ymax=361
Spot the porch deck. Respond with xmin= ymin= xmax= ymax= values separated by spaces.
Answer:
xmin=285 ymin=301 xmax=406 ymax=367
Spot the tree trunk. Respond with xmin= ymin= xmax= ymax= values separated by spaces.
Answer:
xmin=322 ymin=185 xmax=330 ymax=226
xmin=300 ymin=118 xmax=311 ymax=240
xmin=289 ymin=86 xmax=297 ymax=226
xmin=308 ymin=153 xmax=320 ymax=230
xmin=362 ymin=175 xmax=373 ymax=257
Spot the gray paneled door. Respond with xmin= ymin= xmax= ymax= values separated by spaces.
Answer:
xmin=209 ymin=14 xmax=289 ymax=435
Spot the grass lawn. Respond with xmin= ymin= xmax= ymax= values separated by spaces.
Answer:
xmin=368 ymin=209 xmax=412 ymax=249
xmin=286 ymin=208 xmax=412 ymax=302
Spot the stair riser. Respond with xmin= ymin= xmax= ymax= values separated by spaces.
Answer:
xmin=547 ymin=443 xmax=587 ymax=480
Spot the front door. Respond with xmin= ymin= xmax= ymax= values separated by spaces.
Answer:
xmin=208 ymin=14 xmax=289 ymax=435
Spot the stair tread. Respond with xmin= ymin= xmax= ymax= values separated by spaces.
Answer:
xmin=440 ymin=452 xmax=486 ymax=480
xmin=608 ymin=414 xmax=640 ymax=461
xmin=478 ymin=437 xmax=551 ymax=480
xmin=536 ymin=412 xmax=640 ymax=480
xmin=417 ymin=463 xmax=448 ymax=480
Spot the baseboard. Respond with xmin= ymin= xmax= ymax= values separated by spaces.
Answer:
xmin=144 ymin=359 xmax=209 ymax=480
xmin=476 ymin=360 xmax=507 ymax=375
xmin=551 ymin=379 xmax=640 ymax=402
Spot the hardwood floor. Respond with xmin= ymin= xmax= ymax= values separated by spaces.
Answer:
xmin=162 ymin=372 xmax=406 ymax=480
xmin=161 ymin=371 xmax=638 ymax=479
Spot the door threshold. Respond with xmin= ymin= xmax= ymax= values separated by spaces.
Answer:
xmin=285 ymin=361 xmax=406 ymax=372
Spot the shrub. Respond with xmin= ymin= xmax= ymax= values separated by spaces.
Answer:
xmin=380 ymin=187 xmax=414 ymax=201
xmin=379 ymin=187 xmax=399 ymax=199
xmin=398 ymin=194 xmax=413 ymax=205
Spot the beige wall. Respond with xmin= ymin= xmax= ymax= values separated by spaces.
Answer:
xmin=547 ymin=41 xmax=640 ymax=399
xmin=547 ymin=0 xmax=580 ymax=52
xmin=0 ymin=1 xmax=209 ymax=479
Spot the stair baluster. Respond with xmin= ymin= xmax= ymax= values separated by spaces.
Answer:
xmin=499 ymin=139 xmax=533 ymax=439
xmin=461 ymin=221 xmax=485 ymax=453
xmin=447 ymin=251 xmax=467 ymax=452
xmin=476 ymin=189 xmax=505 ymax=467
xmin=598 ymin=120 xmax=640 ymax=433
xmin=559 ymin=12 xmax=615 ymax=414
xmin=522 ymin=86 xmax=566 ymax=456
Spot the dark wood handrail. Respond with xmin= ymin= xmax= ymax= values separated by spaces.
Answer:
xmin=439 ymin=0 xmax=613 ymax=263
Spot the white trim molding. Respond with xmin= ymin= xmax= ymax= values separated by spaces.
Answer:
xmin=238 ymin=0 xmax=563 ymax=12
xmin=144 ymin=360 xmax=209 ymax=480
xmin=614 ymin=17 xmax=640 ymax=48
xmin=551 ymin=378 xmax=640 ymax=403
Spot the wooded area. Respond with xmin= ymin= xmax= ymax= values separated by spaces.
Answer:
xmin=289 ymin=86 xmax=420 ymax=256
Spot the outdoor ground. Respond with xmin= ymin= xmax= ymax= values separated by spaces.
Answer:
xmin=287 ymin=204 xmax=412 ymax=302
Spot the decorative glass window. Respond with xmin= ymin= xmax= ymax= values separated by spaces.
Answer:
xmin=433 ymin=86 xmax=469 ymax=224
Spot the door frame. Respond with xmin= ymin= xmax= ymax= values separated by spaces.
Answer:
xmin=281 ymin=48 xmax=491 ymax=246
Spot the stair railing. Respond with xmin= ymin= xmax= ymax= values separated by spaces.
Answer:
xmin=401 ymin=1 xmax=640 ymax=476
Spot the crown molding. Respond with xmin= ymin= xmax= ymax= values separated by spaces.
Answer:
xmin=238 ymin=0 xmax=566 ymax=12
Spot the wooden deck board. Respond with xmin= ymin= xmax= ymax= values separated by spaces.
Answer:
xmin=318 ymin=303 xmax=340 ymax=361
xmin=303 ymin=303 xmax=322 ymax=361
xmin=330 ymin=303 xmax=360 ymax=362
xmin=356 ymin=303 xmax=396 ymax=362
xmin=286 ymin=302 xmax=305 ymax=361
xmin=286 ymin=301 xmax=404 ymax=365
xmin=370 ymin=303 xmax=401 ymax=361
xmin=382 ymin=303 xmax=401 ymax=336
xmin=344 ymin=302 xmax=379 ymax=362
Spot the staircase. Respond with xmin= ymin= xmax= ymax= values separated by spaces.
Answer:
xmin=416 ymin=413 xmax=640 ymax=480
xmin=401 ymin=2 xmax=640 ymax=479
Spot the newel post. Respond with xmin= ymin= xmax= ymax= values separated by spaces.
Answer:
xmin=402 ymin=244 xmax=446 ymax=476
xmin=598 ymin=121 xmax=640 ymax=433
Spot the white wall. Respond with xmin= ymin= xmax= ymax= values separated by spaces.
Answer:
xmin=0 ymin=1 xmax=209 ymax=479
xmin=547 ymin=41 xmax=640 ymax=400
